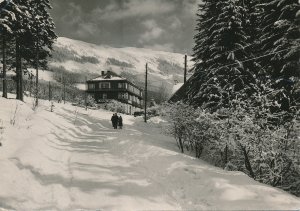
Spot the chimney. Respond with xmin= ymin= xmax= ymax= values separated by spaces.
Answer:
xmin=101 ymin=71 xmax=105 ymax=76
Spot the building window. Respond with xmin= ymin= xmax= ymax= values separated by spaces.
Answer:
xmin=118 ymin=92 xmax=128 ymax=99
xmin=88 ymin=83 xmax=95 ymax=90
xmin=102 ymin=93 xmax=107 ymax=99
xmin=118 ymin=82 xmax=127 ymax=89
xmin=100 ymin=82 xmax=110 ymax=89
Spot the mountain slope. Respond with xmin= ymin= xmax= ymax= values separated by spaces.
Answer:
xmin=50 ymin=37 xmax=193 ymax=93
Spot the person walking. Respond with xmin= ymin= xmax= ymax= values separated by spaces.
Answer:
xmin=111 ymin=113 xmax=118 ymax=129
xmin=118 ymin=115 xmax=123 ymax=129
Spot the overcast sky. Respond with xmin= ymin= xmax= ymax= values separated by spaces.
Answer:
xmin=50 ymin=0 xmax=201 ymax=54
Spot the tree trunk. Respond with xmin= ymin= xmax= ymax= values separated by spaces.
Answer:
xmin=16 ymin=38 xmax=20 ymax=100
xmin=224 ymin=144 xmax=228 ymax=168
xmin=2 ymin=34 xmax=7 ymax=98
xmin=178 ymin=136 xmax=184 ymax=153
xmin=241 ymin=145 xmax=255 ymax=178
xmin=35 ymin=35 xmax=39 ymax=107
xmin=15 ymin=38 xmax=23 ymax=101
xmin=19 ymin=44 xmax=23 ymax=102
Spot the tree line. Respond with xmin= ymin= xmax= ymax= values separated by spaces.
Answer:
xmin=165 ymin=0 xmax=300 ymax=196
xmin=0 ymin=0 xmax=57 ymax=105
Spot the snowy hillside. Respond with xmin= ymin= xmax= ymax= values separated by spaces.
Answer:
xmin=50 ymin=37 xmax=193 ymax=90
xmin=0 ymin=95 xmax=300 ymax=210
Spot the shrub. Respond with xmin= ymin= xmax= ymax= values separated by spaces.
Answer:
xmin=163 ymin=101 xmax=300 ymax=196
xmin=98 ymin=100 xmax=126 ymax=113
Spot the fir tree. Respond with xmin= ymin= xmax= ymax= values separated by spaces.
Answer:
xmin=9 ymin=0 xmax=31 ymax=101
xmin=259 ymin=0 xmax=300 ymax=113
xmin=0 ymin=0 xmax=16 ymax=98
xmin=0 ymin=0 xmax=57 ymax=102
xmin=25 ymin=0 xmax=57 ymax=106
xmin=190 ymin=0 xmax=256 ymax=110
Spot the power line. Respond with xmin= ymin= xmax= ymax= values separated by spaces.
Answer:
xmin=192 ymin=46 xmax=297 ymax=78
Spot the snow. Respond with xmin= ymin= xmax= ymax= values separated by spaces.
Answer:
xmin=27 ymin=69 xmax=54 ymax=82
xmin=52 ymin=37 xmax=194 ymax=87
xmin=1 ymin=70 xmax=54 ymax=82
xmin=74 ymin=83 xmax=86 ymax=91
xmin=55 ymin=37 xmax=189 ymax=74
xmin=172 ymin=82 xmax=184 ymax=94
xmin=91 ymin=76 xmax=126 ymax=81
xmin=0 ymin=95 xmax=300 ymax=210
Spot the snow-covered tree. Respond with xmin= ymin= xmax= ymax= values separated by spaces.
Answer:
xmin=0 ymin=0 xmax=17 ymax=98
xmin=8 ymin=0 xmax=32 ymax=101
xmin=259 ymin=0 xmax=300 ymax=113
xmin=0 ymin=0 xmax=57 ymax=102
xmin=192 ymin=0 xmax=219 ymax=71
xmin=25 ymin=0 xmax=57 ymax=106
xmin=190 ymin=0 xmax=257 ymax=110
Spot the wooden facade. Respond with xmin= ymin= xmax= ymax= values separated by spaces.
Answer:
xmin=86 ymin=71 xmax=143 ymax=114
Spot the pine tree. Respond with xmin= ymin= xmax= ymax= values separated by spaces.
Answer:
xmin=24 ymin=0 xmax=57 ymax=106
xmin=1 ymin=0 xmax=57 ymax=102
xmin=0 ymin=0 xmax=16 ymax=98
xmin=9 ymin=0 xmax=32 ymax=101
xmin=190 ymin=0 xmax=219 ymax=103
xmin=190 ymin=0 xmax=256 ymax=110
xmin=259 ymin=0 xmax=300 ymax=114
xmin=192 ymin=0 xmax=219 ymax=71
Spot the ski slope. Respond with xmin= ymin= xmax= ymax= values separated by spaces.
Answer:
xmin=0 ymin=96 xmax=299 ymax=210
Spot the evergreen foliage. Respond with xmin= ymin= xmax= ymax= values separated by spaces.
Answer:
xmin=0 ymin=0 xmax=57 ymax=101
xmin=190 ymin=0 xmax=257 ymax=110
xmin=258 ymin=0 xmax=300 ymax=115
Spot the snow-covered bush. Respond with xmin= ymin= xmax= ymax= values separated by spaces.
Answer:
xmin=163 ymin=101 xmax=300 ymax=196
xmin=98 ymin=100 xmax=126 ymax=114
xmin=163 ymin=102 xmax=222 ymax=159
xmin=86 ymin=95 xmax=97 ymax=107
xmin=147 ymin=105 xmax=161 ymax=117
xmin=163 ymin=102 xmax=195 ymax=153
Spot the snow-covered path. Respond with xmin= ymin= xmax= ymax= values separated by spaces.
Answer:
xmin=0 ymin=97 xmax=300 ymax=210
xmin=39 ymin=107 xmax=181 ymax=210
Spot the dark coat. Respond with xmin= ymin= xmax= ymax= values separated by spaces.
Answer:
xmin=118 ymin=116 xmax=123 ymax=126
xmin=111 ymin=115 xmax=118 ymax=124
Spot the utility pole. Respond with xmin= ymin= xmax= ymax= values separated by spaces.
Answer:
xmin=35 ymin=29 xmax=39 ymax=107
xmin=2 ymin=34 xmax=7 ymax=98
xmin=85 ymin=76 xmax=87 ymax=111
xmin=60 ymin=72 xmax=63 ymax=103
xmin=63 ymin=77 xmax=66 ymax=104
xmin=144 ymin=63 xmax=148 ymax=123
xmin=184 ymin=55 xmax=187 ymax=83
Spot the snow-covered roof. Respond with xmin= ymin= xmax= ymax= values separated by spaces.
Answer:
xmin=90 ymin=76 xmax=126 ymax=81
xmin=172 ymin=83 xmax=184 ymax=94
